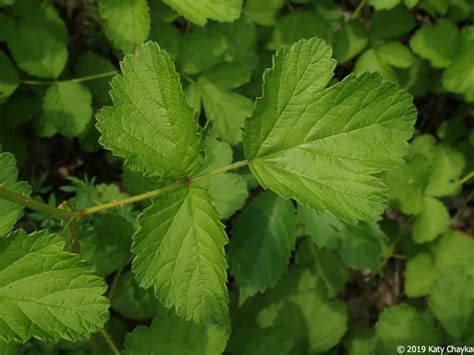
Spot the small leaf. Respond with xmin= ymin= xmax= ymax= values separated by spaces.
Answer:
xmin=368 ymin=0 xmax=400 ymax=10
xmin=372 ymin=6 xmax=415 ymax=40
xmin=97 ymin=42 xmax=202 ymax=178
xmin=333 ymin=20 xmax=369 ymax=64
xmin=245 ymin=38 xmax=416 ymax=223
xmin=99 ymin=0 xmax=150 ymax=53
xmin=404 ymin=253 xmax=436 ymax=297
xmin=412 ymin=197 xmax=450 ymax=244
xmin=244 ymin=0 xmax=284 ymax=26
xmin=0 ymin=230 xmax=109 ymax=342
xmin=123 ymin=311 xmax=229 ymax=355
xmin=410 ymin=19 xmax=460 ymax=68
xmin=37 ymin=81 xmax=93 ymax=137
xmin=132 ymin=185 xmax=229 ymax=325
xmin=442 ymin=38 xmax=474 ymax=102
xmin=162 ymin=0 xmax=242 ymax=25
xmin=0 ymin=50 xmax=19 ymax=101
xmin=230 ymin=191 xmax=296 ymax=303
xmin=0 ymin=152 xmax=31 ymax=237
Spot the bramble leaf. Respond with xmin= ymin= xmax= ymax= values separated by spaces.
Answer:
xmin=123 ymin=311 xmax=229 ymax=355
xmin=132 ymin=185 xmax=229 ymax=325
xmin=412 ymin=196 xmax=450 ymax=244
xmin=99 ymin=0 xmax=150 ymax=53
xmin=97 ymin=42 xmax=202 ymax=178
xmin=0 ymin=50 xmax=19 ymax=101
xmin=0 ymin=152 xmax=31 ymax=237
xmin=37 ymin=82 xmax=93 ymax=137
xmin=230 ymin=191 xmax=296 ymax=303
xmin=244 ymin=38 xmax=416 ymax=223
xmin=0 ymin=230 xmax=109 ymax=342
xmin=162 ymin=0 xmax=242 ymax=25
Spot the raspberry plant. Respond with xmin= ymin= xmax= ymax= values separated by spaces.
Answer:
xmin=0 ymin=0 xmax=473 ymax=354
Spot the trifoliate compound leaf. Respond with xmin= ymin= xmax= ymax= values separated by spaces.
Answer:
xmin=123 ymin=313 xmax=229 ymax=355
xmin=195 ymin=77 xmax=254 ymax=145
xmin=429 ymin=268 xmax=474 ymax=340
xmin=97 ymin=41 xmax=202 ymax=178
xmin=162 ymin=0 xmax=242 ymax=25
xmin=442 ymin=39 xmax=474 ymax=102
xmin=0 ymin=230 xmax=109 ymax=342
xmin=132 ymin=185 xmax=228 ymax=325
xmin=368 ymin=0 xmax=401 ymax=10
xmin=75 ymin=51 xmax=116 ymax=106
xmin=412 ymin=197 xmax=450 ymax=244
xmin=0 ymin=50 xmax=19 ymax=101
xmin=7 ymin=1 xmax=68 ymax=78
xmin=244 ymin=0 xmax=285 ymax=26
xmin=268 ymin=12 xmax=332 ymax=50
xmin=410 ymin=19 xmax=460 ymax=68
xmin=37 ymin=81 xmax=93 ymax=137
xmin=375 ymin=304 xmax=443 ymax=353
xmin=230 ymin=191 xmax=296 ymax=304
xmin=80 ymin=215 xmax=133 ymax=276
xmin=99 ymin=0 xmax=150 ymax=53
xmin=0 ymin=152 xmax=31 ymax=237
xmin=245 ymin=38 xmax=416 ymax=223
xmin=372 ymin=6 xmax=415 ymax=40
xmin=404 ymin=252 xmax=436 ymax=297
xmin=333 ymin=20 xmax=369 ymax=63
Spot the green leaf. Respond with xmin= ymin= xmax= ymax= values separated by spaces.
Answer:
xmin=345 ymin=328 xmax=377 ymax=355
xmin=0 ymin=230 xmax=109 ymax=342
xmin=442 ymin=39 xmax=474 ymax=102
xmin=37 ymin=81 xmax=93 ymax=137
xmin=194 ymin=77 xmax=254 ymax=145
xmin=97 ymin=41 xmax=202 ymax=178
xmin=80 ymin=215 xmax=133 ymax=276
xmin=132 ymin=185 xmax=229 ymax=325
xmin=196 ymin=139 xmax=248 ymax=219
xmin=410 ymin=19 xmax=460 ymax=68
xmin=162 ymin=0 xmax=242 ymax=25
xmin=268 ymin=12 xmax=332 ymax=50
xmin=75 ymin=51 xmax=116 ymax=106
xmin=372 ymin=6 xmax=416 ymax=40
xmin=99 ymin=0 xmax=150 ymax=53
xmin=298 ymin=207 xmax=342 ymax=250
xmin=245 ymin=38 xmax=416 ymax=223
xmin=429 ymin=268 xmax=474 ymax=340
xmin=412 ymin=197 xmax=450 ymax=244
xmin=0 ymin=152 xmax=31 ymax=237
xmin=333 ymin=20 xmax=369 ymax=63
xmin=123 ymin=312 xmax=229 ymax=355
xmin=368 ymin=0 xmax=401 ymax=10
xmin=110 ymin=271 xmax=160 ymax=320
xmin=230 ymin=191 xmax=296 ymax=303
xmin=244 ymin=0 xmax=285 ymax=26
xmin=0 ymin=50 xmax=19 ymax=101
xmin=404 ymin=253 xmax=436 ymax=297
xmin=7 ymin=0 xmax=68 ymax=78
xmin=375 ymin=304 xmax=443 ymax=353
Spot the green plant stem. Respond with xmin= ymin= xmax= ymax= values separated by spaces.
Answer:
xmin=78 ymin=159 xmax=250 ymax=217
xmin=460 ymin=171 xmax=474 ymax=185
xmin=20 ymin=71 xmax=117 ymax=86
xmin=100 ymin=330 xmax=120 ymax=355
xmin=0 ymin=185 xmax=76 ymax=219
xmin=351 ymin=0 xmax=366 ymax=19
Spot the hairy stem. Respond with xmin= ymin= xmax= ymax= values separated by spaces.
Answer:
xmin=0 ymin=186 xmax=77 ymax=219
xmin=20 ymin=71 xmax=117 ymax=86
xmin=100 ymin=330 xmax=120 ymax=355
xmin=460 ymin=171 xmax=474 ymax=185
xmin=351 ymin=0 xmax=366 ymax=19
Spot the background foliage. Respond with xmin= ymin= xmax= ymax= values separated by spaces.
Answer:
xmin=0 ymin=0 xmax=473 ymax=354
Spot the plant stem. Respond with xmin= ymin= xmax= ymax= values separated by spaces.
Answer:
xmin=100 ymin=330 xmax=120 ymax=355
xmin=460 ymin=171 xmax=474 ymax=185
xmin=351 ymin=0 xmax=366 ymax=19
xmin=0 ymin=186 xmax=76 ymax=219
xmin=78 ymin=159 xmax=250 ymax=217
xmin=20 ymin=71 xmax=117 ymax=86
